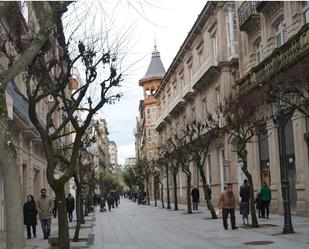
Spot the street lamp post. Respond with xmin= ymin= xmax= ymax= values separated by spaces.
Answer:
xmin=268 ymin=88 xmax=297 ymax=234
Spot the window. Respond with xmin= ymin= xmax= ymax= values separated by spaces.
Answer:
xmin=274 ymin=19 xmax=286 ymax=47
xmin=303 ymin=1 xmax=309 ymax=24
xmin=258 ymin=124 xmax=270 ymax=168
xmin=226 ymin=7 xmax=238 ymax=57
xmin=191 ymin=106 xmax=196 ymax=121
xmin=145 ymin=89 xmax=151 ymax=97
xmin=203 ymin=98 xmax=208 ymax=115
xmin=181 ymin=76 xmax=185 ymax=88
xmin=255 ymin=38 xmax=263 ymax=65
xmin=212 ymin=32 xmax=218 ymax=62
xmin=198 ymin=50 xmax=204 ymax=65
xmin=215 ymin=86 xmax=222 ymax=106
xmin=188 ymin=66 xmax=192 ymax=85
xmin=146 ymin=106 xmax=156 ymax=124
xmin=19 ymin=0 xmax=29 ymax=24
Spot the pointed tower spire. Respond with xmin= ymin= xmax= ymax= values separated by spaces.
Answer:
xmin=140 ymin=43 xmax=165 ymax=83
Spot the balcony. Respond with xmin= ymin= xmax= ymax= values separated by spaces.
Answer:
xmin=155 ymin=92 xmax=186 ymax=130
xmin=169 ymin=93 xmax=185 ymax=115
xmin=155 ymin=107 xmax=169 ymax=131
xmin=256 ymin=1 xmax=282 ymax=16
xmin=192 ymin=53 xmax=218 ymax=89
xmin=238 ymin=1 xmax=260 ymax=33
xmin=182 ymin=83 xmax=195 ymax=100
xmin=236 ymin=24 xmax=309 ymax=93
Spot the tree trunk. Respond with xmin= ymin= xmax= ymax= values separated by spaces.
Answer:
xmin=154 ymin=177 xmax=157 ymax=207
xmin=165 ymin=163 xmax=171 ymax=209
xmin=0 ymin=90 xmax=24 ymax=249
xmin=55 ymin=182 xmax=70 ymax=249
xmin=159 ymin=181 xmax=165 ymax=208
xmin=197 ymin=162 xmax=217 ymax=219
xmin=185 ymin=172 xmax=192 ymax=214
xmin=172 ymin=173 xmax=178 ymax=211
xmin=146 ymin=178 xmax=150 ymax=205
xmin=242 ymin=160 xmax=259 ymax=228
xmin=73 ymin=178 xmax=81 ymax=242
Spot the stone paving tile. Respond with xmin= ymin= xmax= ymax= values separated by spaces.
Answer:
xmin=91 ymin=199 xmax=309 ymax=249
xmin=0 ymin=213 xmax=94 ymax=249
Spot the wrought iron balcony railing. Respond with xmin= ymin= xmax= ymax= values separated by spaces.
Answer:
xmin=236 ymin=24 xmax=309 ymax=93
xmin=238 ymin=1 xmax=260 ymax=32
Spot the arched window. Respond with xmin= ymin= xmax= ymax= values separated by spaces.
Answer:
xmin=274 ymin=18 xmax=285 ymax=47
xmin=145 ymin=88 xmax=151 ymax=97
xmin=254 ymin=38 xmax=263 ymax=65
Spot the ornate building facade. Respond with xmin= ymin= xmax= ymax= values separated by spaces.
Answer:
xmin=152 ymin=1 xmax=309 ymax=215
xmin=236 ymin=0 xmax=309 ymax=214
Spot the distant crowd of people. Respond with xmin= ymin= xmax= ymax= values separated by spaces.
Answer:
xmin=93 ymin=191 xmax=121 ymax=212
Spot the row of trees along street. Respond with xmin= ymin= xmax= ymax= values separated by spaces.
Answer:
xmin=0 ymin=1 xmax=129 ymax=248
xmin=133 ymin=64 xmax=309 ymax=227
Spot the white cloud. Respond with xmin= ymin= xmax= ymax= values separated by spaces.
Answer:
xmin=117 ymin=143 xmax=136 ymax=165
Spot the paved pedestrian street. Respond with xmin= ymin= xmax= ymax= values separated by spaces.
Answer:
xmin=92 ymin=199 xmax=309 ymax=249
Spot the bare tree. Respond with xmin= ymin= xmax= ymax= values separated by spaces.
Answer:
xmin=166 ymin=133 xmax=192 ymax=214
xmin=160 ymin=138 xmax=181 ymax=211
xmin=24 ymin=14 xmax=122 ymax=245
xmin=207 ymin=93 xmax=266 ymax=227
xmin=73 ymin=128 xmax=97 ymax=242
xmin=134 ymin=158 xmax=155 ymax=205
xmin=184 ymin=120 xmax=217 ymax=218
xmin=154 ymin=160 xmax=166 ymax=208
xmin=0 ymin=2 xmax=70 ymax=248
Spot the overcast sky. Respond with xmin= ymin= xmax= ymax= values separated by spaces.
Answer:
xmin=66 ymin=0 xmax=206 ymax=165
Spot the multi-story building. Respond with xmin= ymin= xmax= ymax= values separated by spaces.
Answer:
xmin=0 ymin=1 xmax=63 ymax=234
xmin=108 ymin=141 xmax=119 ymax=174
xmin=94 ymin=118 xmax=111 ymax=174
xmin=125 ymin=157 xmax=137 ymax=168
xmin=236 ymin=0 xmax=309 ymax=215
xmin=153 ymin=0 xmax=309 ymax=216
xmin=155 ymin=1 xmax=239 ymax=205
xmin=135 ymin=100 xmax=145 ymax=161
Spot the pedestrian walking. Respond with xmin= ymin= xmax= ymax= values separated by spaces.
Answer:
xmin=255 ymin=193 xmax=262 ymax=218
xmin=52 ymin=197 xmax=57 ymax=218
xmin=23 ymin=195 xmax=38 ymax=239
xmin=37 ymin=188 xmax=54 ymax=239
xmin=191 ymin=185 xmax=200 ymax=211
xmin=66 ymin=193 xmax=75 ymax=222
xmin=99 ymin=196 xmax=106 ymax=212
xmin=239 ymin=179 xmax=250 ymax=225
xmin=107 ymin=194 xmax=112 ymax=211
xmin=218 ymin=183 xmax=238 ymax=230
xmin=260 ymin=182 xmax=271 ymax=218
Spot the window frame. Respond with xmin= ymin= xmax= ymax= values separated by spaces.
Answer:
xmin=255 ymin=38 xmax=263 ymax=65
xmin=303 ymin=1 xmax=309 ymax=24
xmin=274 ymin=18 xmax=285 ymax=48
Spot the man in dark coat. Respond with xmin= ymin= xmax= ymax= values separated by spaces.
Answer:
xmin=239 ymin=179 xmax=250 ymax=225
xmin=191 ymin=185 xmax=200 ymax=211
xmin=23 ymin=195 xmax=38 ymax=239
xmin=66 ymin=193 xmax=75 ymax=222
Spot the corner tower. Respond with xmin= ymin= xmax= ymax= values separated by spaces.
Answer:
xmin=139 ymin=45 xmax=166 ymax=106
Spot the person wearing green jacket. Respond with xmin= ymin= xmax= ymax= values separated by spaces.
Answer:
xmin=260 ymin=182 xmax=271 ymax=218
